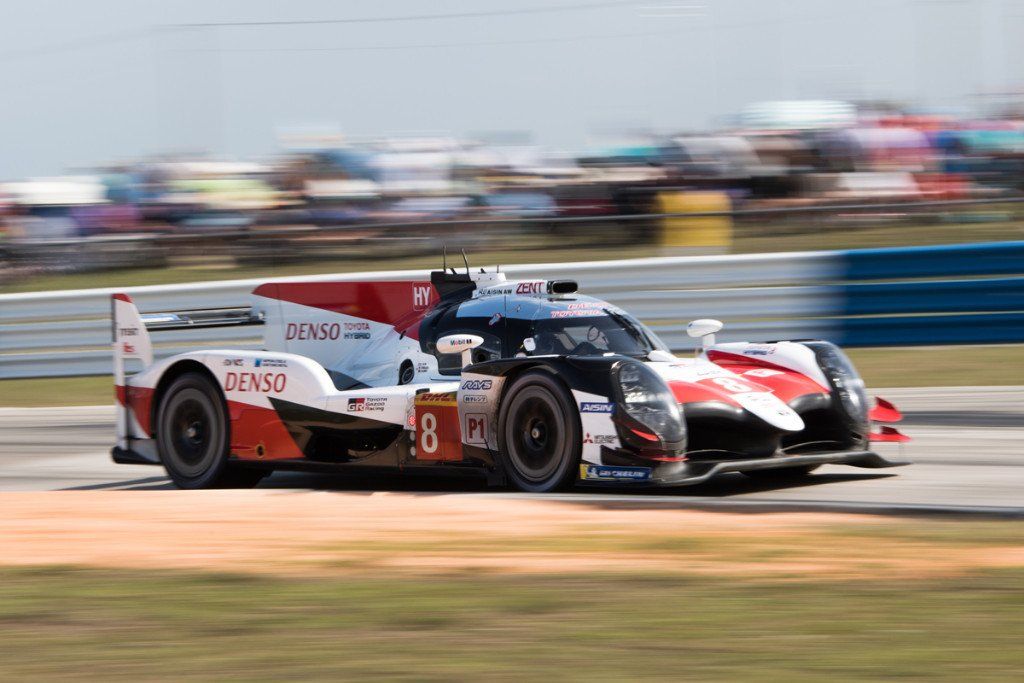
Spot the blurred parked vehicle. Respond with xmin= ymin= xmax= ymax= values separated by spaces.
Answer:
xmin=2 ymin=100 xmax=1022 ymax=277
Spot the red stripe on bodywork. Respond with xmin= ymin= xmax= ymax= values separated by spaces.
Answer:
xmin=116 ymin=384 xmax=155 ymax=435
xmin=668 ymin=380 xmax=741 ymax=406
xmin=705 ymin=350 xmax=829 ymax=402
xmin=112 ymin=293 xmax=133 ymax=303
xmin=119 ymin=385 xmax=300 ymax=459
xmin=253 ymin=281 xmax=439 ymax=339
xmin=706 ymin=349 xmax=813 ymax=376
xmin=228 ymin=399 xmax=304 ymax=461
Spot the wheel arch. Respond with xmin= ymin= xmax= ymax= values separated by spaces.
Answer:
xmin=492 ymin=363 xmax=584 ymax=492
xmin=471 ymin=356 xmax=617 ymax=406
xmin=494 ymin=359 xmax=563 ymax=402
xmin=149 ymin=359 xmax=225 ymax=438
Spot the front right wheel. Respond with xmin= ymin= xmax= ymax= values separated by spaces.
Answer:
xmin=497 ymin=371 xmax=581 ymax=493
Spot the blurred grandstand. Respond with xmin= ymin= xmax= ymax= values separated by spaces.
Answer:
xmin=2 ymin=99 xmax=1024 ymax=280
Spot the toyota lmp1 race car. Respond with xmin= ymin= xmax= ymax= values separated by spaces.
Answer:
xmin=111 ymin=259 xmax=909 ymax=491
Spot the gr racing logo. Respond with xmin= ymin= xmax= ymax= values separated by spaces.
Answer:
xmin=460 ymin=379 xmax=493 ymax=391
xmin=348 ymin=397 xmax=386 ymax=412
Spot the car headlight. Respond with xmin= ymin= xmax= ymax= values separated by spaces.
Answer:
xmin=614 ymin=360 xmax=686 ymax=444
xmin=806 ymin=342 xmax=869 ymax=428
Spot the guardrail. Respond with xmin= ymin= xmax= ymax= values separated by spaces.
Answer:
xmin=1 ymin=241 xmax=1022 ymax=379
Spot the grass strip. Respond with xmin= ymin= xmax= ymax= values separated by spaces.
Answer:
xmin=0 ymin=567 xmax=1020 ymax=680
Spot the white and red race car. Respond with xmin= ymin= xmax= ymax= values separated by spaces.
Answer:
xmin=111 ymin=263 xmax=909 ymax=491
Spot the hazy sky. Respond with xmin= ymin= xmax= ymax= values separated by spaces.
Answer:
xmin=1 ymin=0 xmax=1021 ymax=177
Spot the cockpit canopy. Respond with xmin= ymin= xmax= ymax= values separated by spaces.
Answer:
xmin=420 ymin=292 xmax=667 ymax=374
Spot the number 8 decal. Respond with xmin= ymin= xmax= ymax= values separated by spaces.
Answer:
xmin=712 ymin=376 xmax=751 ymax=394
xmin=420 ymin=411 xmax=438 ymax=454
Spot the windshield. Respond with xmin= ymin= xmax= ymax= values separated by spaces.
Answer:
xmin=527 ymin=309 xmax=667 ymax=357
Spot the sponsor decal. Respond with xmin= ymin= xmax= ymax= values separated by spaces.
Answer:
xmin=415 ymin=392 xmax=458 ymax=406
xmin=121 ymin=342 xmax=136 ymax=354
xmin=579 ymin=464 xmax=651 ymax=481
xmin=478 ymin=285 xmax=515 ymax=296
xmin=222 ymin=358 xmax=244 ymax=367
xmin=463 ymin=394 xmax=487 ymax=403
xmin=744 ymin=345 xmax=776 ymax=356
xmin=550 ymin=308 xmax=603 ymax=318
xmin=286 ymin=322 xmax=340 ymax=341
xmin=224 ymin=371 xmax=287 ymax=393
xmin=583 ymin=433 xmax=616 ymax=445
xmin=465 ymin=414 xmax=487 ymax=444
xmin=515 ymin=281 xmax=544 ymax=295
xmin=413 ymin=284 xmax=432 ymax=310
xmin=580 ymin=402 xmax=614 ymax=414
xmin=743 ymin=368 xmax=783 ymax=378
xmin=118 ymin=327 xmax=138 ymax=337
xmin=446 ymin=337 xmax=478 ymax=350
xmin=341 ymin=323 xmax=370 ymax=340
xmin=488 ymin=312 xmax=502 ymax=326
xmin=255 ymin=358 xmax=288 ymax=368
xmin=416 ymin=362 xmax=430 ymax=373
xmin=348 ymin=396 xmax=387 ymax=412
xmin=460 ymin=379 xmax=493 ymax=391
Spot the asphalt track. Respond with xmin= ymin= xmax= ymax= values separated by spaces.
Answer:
xmin=0 ymin=386 xmax=1020 ymax=516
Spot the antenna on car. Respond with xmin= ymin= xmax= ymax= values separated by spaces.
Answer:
xmin=460 ymin=249 xmax=470 ymax=275
xmin=442 ymin=244 xmax=456 ymax=274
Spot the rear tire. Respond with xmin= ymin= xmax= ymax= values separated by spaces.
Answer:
xmin=497 ymin=371 xmax=581 ymax=493
xmin=156 ymin=372 xmax=265 ymax=489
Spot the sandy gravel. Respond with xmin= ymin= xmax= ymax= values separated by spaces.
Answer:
xmin=0 ymin=490 xmax=1020 ymax=579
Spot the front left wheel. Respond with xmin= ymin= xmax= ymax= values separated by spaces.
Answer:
xmin=497 ymin=371 xmax=581 ymax=493
xmin=156 ymin=372 xmax=265 ymax=489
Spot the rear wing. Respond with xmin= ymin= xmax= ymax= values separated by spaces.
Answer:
xmin=111 ymin=293 xmax=263 ymax=452
xmin=141 ymin=307 xmax=263 ymax=331
xmin=111 ymin=292 xmax=263 ymax=379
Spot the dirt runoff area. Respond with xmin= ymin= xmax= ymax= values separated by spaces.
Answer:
xmin=1 ymin=490 xmax=1021 ymax=580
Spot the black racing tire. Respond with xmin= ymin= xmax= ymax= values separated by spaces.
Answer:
xmin=743 ymin=464 xmax=819 ymax=481
xmin=497 ymin=371 xmax=581 ymax=493
xmin=156 ymin=372 xmax=265 ymax=489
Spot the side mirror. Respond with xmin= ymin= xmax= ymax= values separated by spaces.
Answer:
xmin=686 ymin=319 xmax=723 ymax=349
xmin=436 ymin=334 xmax=484 ymax=369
